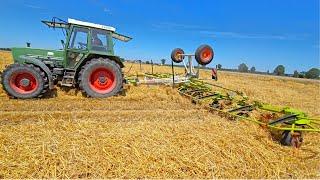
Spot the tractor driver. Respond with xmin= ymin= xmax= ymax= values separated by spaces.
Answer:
xmin=92 ymin=31 xmax=103 ymax=46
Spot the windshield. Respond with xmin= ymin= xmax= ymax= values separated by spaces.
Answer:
xmin=91 ymin=29 xmax=110 ymax=51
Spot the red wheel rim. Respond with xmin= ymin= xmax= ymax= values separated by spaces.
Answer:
xmin=9 ymin=71 xmax=38 ymax=94
xmin=89 ymin=67 xmax=116 ymax=94
xmin=200 ymin=48 xmax=213 ymax=62
xmin=175 ymin=51 xmax=183 ymax=61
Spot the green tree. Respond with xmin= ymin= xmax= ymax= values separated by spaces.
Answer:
xmin=161 ymin=59 xmax=166 ymax=65
xmin=250 ymin=66 xmax=256 ymax=73
xmin=305 ymin=68 xmax=320 ymax=79
xmin=238 ymin=63 xmax=248 ymax=72
xmin=273 ymin=65 xmax=285 ymax=76
xmin=298 ymin=73 xmax=305 ymax=78
xmin=293 ymin=70 xmax=299 ymax=78
xmin=146 ymin=60 xmax=150 ymax=64
xmin=217 ymin=64 xmax=222 ymax=69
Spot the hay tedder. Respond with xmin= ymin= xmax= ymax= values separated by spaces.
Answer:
xmin=127 ymin=45 xmax=320 ymax=148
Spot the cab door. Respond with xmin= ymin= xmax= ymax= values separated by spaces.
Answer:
xmin=65 ymin=26 xmax=89 ymax=68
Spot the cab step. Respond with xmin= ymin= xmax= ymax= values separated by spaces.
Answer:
xmin=61 ymin=71 xmax=76 ymax=87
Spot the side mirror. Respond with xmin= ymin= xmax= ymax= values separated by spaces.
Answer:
xmin=61 ymin=40 xmax=65 ymax=48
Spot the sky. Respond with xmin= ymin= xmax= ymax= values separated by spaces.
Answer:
xmin=0 ymin=0 xmax=319 ymax=73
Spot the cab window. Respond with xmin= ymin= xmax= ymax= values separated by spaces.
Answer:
xmin=91 ymin=29 xmax=109 ymax=51
xmin=68 ymin=27 xmax=89 ymax=50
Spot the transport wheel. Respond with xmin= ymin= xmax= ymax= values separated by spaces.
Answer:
xmin=1 ymin=64 xmax=48 ymax=99
xmin=78 ymin=58 xmax=122 ymax=98
xmin=195 ymin=44 xmax=214 ymax=65
xmin=171 ymin=48 xmax=185 ymax=63
xmin=280 ymin=131 xmax=303 ymax=148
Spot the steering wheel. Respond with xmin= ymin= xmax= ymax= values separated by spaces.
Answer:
xmin=78 ymin=42 xmax=87 ymax=49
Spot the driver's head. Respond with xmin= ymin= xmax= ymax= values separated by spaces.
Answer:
xmin=92 ymin=31 xmax=103 ymax=46
xmin=92 ymin=31 xmax=98 ymax=38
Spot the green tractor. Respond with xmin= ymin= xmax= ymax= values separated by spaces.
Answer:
xmin=1 ymin=18 xmax=132 ymax=98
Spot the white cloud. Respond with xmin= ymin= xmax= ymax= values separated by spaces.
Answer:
xmin=88 ymin=0 xmax=112 ymax=15
xmin=200 ymin=31 xmax=288 ymax=40
xmin=24 ymin=4 xmax=43 ymax=9
xmin=152 ymin=22 xmax=309 ymax=40
xmin=103 ymin=7 xmax=112 ymax=15
xmin=152 ymin=22 xmax=205 ymax=31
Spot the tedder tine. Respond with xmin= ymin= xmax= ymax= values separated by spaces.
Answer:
xmin=268 ymin=114 xmax=298 ymax=125
xmin=228 ymin=105 xmax=254 ymax=113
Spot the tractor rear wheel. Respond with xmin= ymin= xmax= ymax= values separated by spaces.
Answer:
xmin=78 ymin=58 xmax=122 ymax=98
xmin=1 ymin=64 xmax=49 ymax=99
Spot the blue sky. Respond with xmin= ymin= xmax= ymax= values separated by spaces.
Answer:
xmin=0 ymin=0 xmax=319 ymax=73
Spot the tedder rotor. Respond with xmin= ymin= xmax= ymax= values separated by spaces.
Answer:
xmin=177 ymin=79 xmax=320 ymax=148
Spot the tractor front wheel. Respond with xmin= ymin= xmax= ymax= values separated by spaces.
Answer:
xmin=1 ymin=64 xmax=49 ymax=99
xmin=78 ymin=58 xmax=122 ymax=98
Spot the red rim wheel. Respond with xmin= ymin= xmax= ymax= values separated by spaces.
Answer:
xmin=171 ymin=48 xmax=185 ymax=63
xmin=9 ymin=71 xmax=38 ymax=94
xmin=200 ymin=48 xmax=213 ymax=63
xmin=195 ymin=45 xmax=214 ymax=65
xmin=89 ymin=67 xmax=116 ymax=94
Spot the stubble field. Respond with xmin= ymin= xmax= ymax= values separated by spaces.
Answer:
xmin=0 ymin=50 xmax=319 ymax=178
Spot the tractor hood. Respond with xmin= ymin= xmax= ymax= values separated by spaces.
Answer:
xmin=12 ymin=47 xmax=64 ymax=64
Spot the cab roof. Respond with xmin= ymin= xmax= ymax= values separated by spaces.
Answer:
xmin=42 ymin=18 xmax=132 ymax=42
xmin=68 ymin=18 xmax=116 ymax=32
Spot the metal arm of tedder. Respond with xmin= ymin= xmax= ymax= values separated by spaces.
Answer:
xmin=256 ymin=103 xmax=320 ymax=132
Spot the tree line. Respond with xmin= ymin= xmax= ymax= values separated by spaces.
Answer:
xmin=125 ymin=59 xmax=319 ymax=80
xmin=0 ymin=48 xmax=11 ymax=51
xmin=217 ymin=63 xmax=319 ymax=80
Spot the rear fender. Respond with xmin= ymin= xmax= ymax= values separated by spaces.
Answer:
xmin=108 ymin=56 xmax=124 ymax=68
xmin=76 ymin=54 xmax=124 ymax=71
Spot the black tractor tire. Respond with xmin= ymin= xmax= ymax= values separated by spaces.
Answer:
xmin=171 ymin=48 xmax=185 ymax=63
xmin=195 ymin=44 xmax=214 ymax=65
xmin=1 ymin=64 xmax=49 ymax=99
xmin=78 ymin=58 xmax=122 ymax=98
xmin=280 ymin=130 xmax=303 ymax=148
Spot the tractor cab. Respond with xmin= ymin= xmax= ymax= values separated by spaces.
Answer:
xmin=42 ymin=18 xmax=132 ymax=68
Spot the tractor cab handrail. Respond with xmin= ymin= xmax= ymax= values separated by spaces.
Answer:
xmin=42 ymin=20 xmax=68 ymax=29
